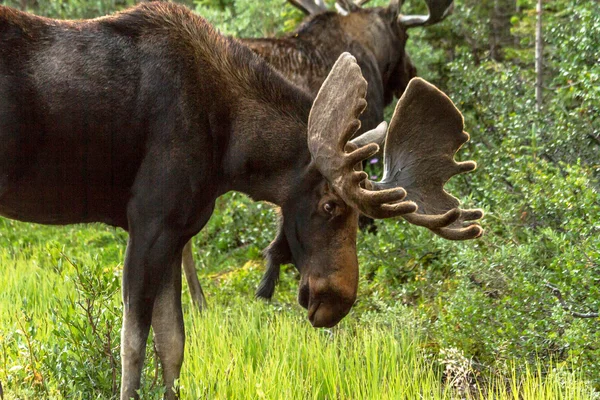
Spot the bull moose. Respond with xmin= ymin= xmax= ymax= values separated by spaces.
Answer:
xmin=0 ymin=2 xmax=482 ymax=399
xmin=182 ymin=0 xmax=456 ymax=308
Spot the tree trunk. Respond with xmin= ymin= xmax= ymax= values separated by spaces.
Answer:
xmin=535 ymin=0 xmax=543 ymax=112
xmin=490 ymin=0 xmax=501 ymax=61
xmin=514 ymin=0 xmax=521 ymax=47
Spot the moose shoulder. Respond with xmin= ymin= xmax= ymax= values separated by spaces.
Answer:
xmin=0 ymin=2 xmax=482 ymax=399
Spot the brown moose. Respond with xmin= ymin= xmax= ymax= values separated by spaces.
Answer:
xmin=0 ymin=2 xmax=482 ymax=399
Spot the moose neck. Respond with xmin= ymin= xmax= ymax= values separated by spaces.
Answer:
xmin=221 ymin=69 xmax=314 ymax=206
xmin=241 ymin=14 xmax=349 ymax=86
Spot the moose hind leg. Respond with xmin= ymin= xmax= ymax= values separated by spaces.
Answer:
xmin=152 ymin=255 xmax=185 ymax=400
xmin=182 ymin=240 xmax=207 ymax=311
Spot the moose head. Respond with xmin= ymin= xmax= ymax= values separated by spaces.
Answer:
xmin=183 ymin=0 xmax=460 ymax=312
xmin=265 ymin=52 xmax=483 ymax=327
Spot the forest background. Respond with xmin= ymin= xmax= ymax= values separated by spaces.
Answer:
xmin=0 ymin=0 xmax=598 ymax=398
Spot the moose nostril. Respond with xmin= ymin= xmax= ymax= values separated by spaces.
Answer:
xmin=298 ymin=284 xmax=309 ymax=309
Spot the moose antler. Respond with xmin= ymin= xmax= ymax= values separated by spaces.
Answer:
xmin=399 ymin=0 xmax=454 ymax=27
xmin=308 ymin=53 xmax=418 ymax=219
xmin=371 ymin=77 xmax=484 ymax=240
xmin=288 ymin=0 xmax=328 ymax=15
xmin=308 ymin=53 xmax=483 ymax=240
xmin=335 ymin=0 xmax=372 ymax=14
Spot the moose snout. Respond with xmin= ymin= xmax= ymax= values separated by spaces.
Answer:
xmin=308 ymin=298 xmax=353 ymax=328
xmin=299 ymin=273 xmax=357 ymax=328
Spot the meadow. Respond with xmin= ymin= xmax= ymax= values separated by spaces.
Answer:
xmin=0 ymin=207 xmax=596 ymax=399
xmin=1 ymin=0 xmax=599 ymax=398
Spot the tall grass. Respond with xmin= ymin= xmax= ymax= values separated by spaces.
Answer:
xmin=0 ymin=220 xmax=596 ymax=399
xmin=181 ymin=303 xmax=594 ymax=400
xmin=182 ymin=303 xmax=443 ymax=400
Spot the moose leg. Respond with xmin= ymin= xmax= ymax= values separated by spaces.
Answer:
xmin=120 ymin=228 xmax=184 ymax=400
xmin=181 ymin=240 xmax=207 ymax=311
xmin=152 ymin=252 xmax=185 ymax=400
xmin=256 ymin=225 xmax=292 ymax=300
xmin=256 ymin=262 xmax=280 ymax=300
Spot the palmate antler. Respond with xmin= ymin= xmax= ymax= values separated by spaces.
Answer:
xmin=372 ymin=78 xmax=484 ymax=240
xmin=308 ymin=53 xmax=483 ymax=240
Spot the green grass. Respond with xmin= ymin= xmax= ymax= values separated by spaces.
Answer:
xmin=0 ymin=212 xmax=596 ymax=399
xmin=182 ymin=303 xmax=441 ymax=400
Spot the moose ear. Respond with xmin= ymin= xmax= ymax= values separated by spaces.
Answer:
xmin=350 ymin=121 xmax=387 ymax=149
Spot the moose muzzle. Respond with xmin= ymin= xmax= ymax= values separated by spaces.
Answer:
xmin=299 ymin=264 xmax=358 ymax=328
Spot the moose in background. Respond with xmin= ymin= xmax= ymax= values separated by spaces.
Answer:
xmin=182 ymin=0 xmax=457 ymax=309
xmin=0 ymin=2 xmax=482 ymax=399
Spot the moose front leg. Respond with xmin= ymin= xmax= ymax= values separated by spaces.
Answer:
xmin=120 ymin=227 xmax=185 ymax=400
xmin=256 ymin=224 xmax=292 ymax=300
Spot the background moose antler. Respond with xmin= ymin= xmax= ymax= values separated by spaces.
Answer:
xmin=398 ymin=0 xmax=454 ymax=27
xmin=291 ymin=0 xmax=454 ymax=23
xmin=288 ymin=0 xmax=327 ymax=15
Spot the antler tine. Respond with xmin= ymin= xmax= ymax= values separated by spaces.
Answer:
xmin=372 ymin=77 xmax=483 ymax=240
xmin=399 ymin=0 xmax=454 ymax=27
xmin=336 ymin=0 xmax=375 ymax=13
xmin=336 ymin=0 xmax=359 ymax=13
xmin=308 ymin=53 xmax=418 ymax=219
xmin=350 ymin=121 xmax=387 ymax=148
xmin=335 ymin=0 xmax=371 ymax=15
xmin=288 ymin=0 xmax=328 ymax=15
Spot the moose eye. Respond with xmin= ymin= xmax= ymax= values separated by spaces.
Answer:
xmin=323 ymin=201 xmax=336 ymax=214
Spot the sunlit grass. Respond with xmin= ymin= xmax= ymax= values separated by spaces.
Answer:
xmin=0 ymin=220 xmax=596 ymax=399
xmin=180 ymin=303 xmax=594 ymax=400
xmin=182 ymin=302 xmax=443 ymax=400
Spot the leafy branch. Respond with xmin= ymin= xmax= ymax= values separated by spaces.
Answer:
xmin=545 ymin=283 xmax=599 ymax=319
